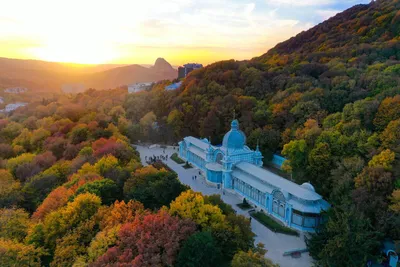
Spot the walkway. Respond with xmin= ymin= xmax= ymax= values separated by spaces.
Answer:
xmin=135 ymin=144 xmax=313 ymax=267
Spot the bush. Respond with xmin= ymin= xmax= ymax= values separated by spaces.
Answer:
xmin=183 ymin=161 xmax=192 ymax=169
xmin=171 ymin=153 xmax=185 ymax=164
xmin=250 ymin=211 xmax=299 ymax=236
xmin=237 ymin=198 xmax=252 ymax=210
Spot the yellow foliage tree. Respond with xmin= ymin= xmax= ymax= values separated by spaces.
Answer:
xmin=0 ymin=238 xmax=44 ymax=267
xmin=169 ymin=190 xmax=225 ymax=230
xmin=368 ymin=149 xmax=395 ymax=170
xmin=99 ymin=200 xmax=145 ymax=230
xmin=389 ymin=190 xmax=400 ymax=213
xmin=42 ymin=193 xmax=101 ymax=250
xmin=94 ymin=155 xmax=120 ymax=175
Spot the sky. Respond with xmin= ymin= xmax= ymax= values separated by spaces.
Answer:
xmin=0 ymin=0 xmax=371 ymax=65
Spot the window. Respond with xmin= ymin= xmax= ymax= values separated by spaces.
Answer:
xmin=292 ymin=209 xmax=320 ymax=228
xmin=216 ymin=153 xmax=223 ymax=164
xmin=273 ymin=200 xmax=279 ymax=214
xmin=272 ymin=190 xmax=286 ymax=218
xmin=279 ymin=203 xmax=285 ymax=217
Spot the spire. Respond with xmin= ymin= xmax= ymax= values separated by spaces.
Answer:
xmin=207 ymin=136 xmax=213 ymax=153
xmin=230 ymin=119 xmax=239 ymax=130
xmin=233 ymin=109 xmax=236 ymax=120
xmin=256 ymin=139 xmax=260 ymax=151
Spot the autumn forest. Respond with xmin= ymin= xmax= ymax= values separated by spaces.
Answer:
xmin=1 ymin=0 xmax=400 ymax=266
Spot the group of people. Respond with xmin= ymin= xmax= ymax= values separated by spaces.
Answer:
xmin=145 ymin=154 xmax=169 ymax=164
xmin=192 ymin=175 xmax=198 ymax=180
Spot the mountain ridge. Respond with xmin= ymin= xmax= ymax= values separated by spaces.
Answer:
xmin=0 ymin=57 xmax=177 ymax=91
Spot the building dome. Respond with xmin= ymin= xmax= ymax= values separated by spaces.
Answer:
xmin=222 ymin=120 xmax=246 ymax=149
xmin=301 ymin=182 xmax=316 ymax=192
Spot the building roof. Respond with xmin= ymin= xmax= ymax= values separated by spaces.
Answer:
xmin=205 ymin=163 xmax=223 ymax=171
xmin=235 ymin=162 xmax=323 ymax=202
xmin=188 ymin=146 xmax=206 ymax=159
xmin=287 ymin=198 xmax=330 ymax=213
xmin=165 ymin=82 xmax=182 ymax=91
xmin=184 ymin=136 xmax=210 ymax=150
xmin=232 ymin=169 xmax=273 ymax=193
xmin=222 ymin=120 xmax=246 ymax=150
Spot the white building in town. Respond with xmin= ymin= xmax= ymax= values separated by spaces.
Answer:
xmin=128 ymin=82 xmax=153 ymax=93
xmin=4 ymin=87 xmax=28 ymax=94
xmin=0 ymin=102 xmax=28 ymax=113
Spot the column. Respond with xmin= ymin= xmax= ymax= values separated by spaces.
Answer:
xmin=267 ymin=194 xmax=273 ymax=214
xmin=286 ymin=205 xmax=292 ymax=227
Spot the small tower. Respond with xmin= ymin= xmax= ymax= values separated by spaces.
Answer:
xmin=222 ymin=148 xmax=233 ymax=189
xmin=253 ymin=141 xmax=263 ymax=167
xmin=205 ymin=138 xmax=213 ymax=163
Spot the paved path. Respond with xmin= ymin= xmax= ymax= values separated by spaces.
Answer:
xmin=135 ymin=145 xmax=313 ymax=267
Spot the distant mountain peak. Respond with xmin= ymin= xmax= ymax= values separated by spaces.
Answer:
xmin=153 ymin=58 xmax=173 ymax=72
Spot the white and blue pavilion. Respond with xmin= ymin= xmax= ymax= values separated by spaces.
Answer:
xmin=178 ymin=119 xmax=330 ymax=232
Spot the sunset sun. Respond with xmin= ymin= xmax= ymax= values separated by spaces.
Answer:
xmin=33 ymin=40 xmax=117 ymax=64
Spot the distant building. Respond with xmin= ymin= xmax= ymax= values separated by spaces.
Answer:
xmin=61 ymin=84 xmax=86 ymax=94
xmin=178 ymin=63 xmax=203 ymax=79
xmin=165 ymin=81 xmax=182 ymax=91
xmin=179 ymin=119 xmax=330 ymax=232
xmin=4 ymin=87 xmax=28 ymax=94
xmin=128 ymin=82 xmax=153 ymax=93
xmin=272 ymin=154 xmax=287 ymax=169
xmin=0 ymin=102 xmax=28 ymax=113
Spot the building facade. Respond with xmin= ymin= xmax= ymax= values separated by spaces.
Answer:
xmin=178 ymin=63 xmax=203 ymax=79
xmin=179 ymin=119 xmax=330 ymax=232
xmin=128 ymin=82 xmax=153 ymax=93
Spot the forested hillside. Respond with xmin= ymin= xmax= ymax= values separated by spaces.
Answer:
xmin=0 ymin=89 xmax=271 ymax=266
xmin=123 ymin=0 xmax=400 ymax=265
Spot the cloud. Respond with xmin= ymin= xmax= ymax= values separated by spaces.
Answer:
xmin=0 ymin=0 xmax=365 ymax=64
xmin=316 ymin=9 xmax=340 ymax=20
xmin=265 ymin=0 xmax=335 ymax=7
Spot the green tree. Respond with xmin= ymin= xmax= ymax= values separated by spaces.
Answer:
xmin=124 ymin=167 xmax=187 ymax=209
xmin=167 ymin=109 xmax=185 ymax=140
xmin=0 ymin=208 xmax=30 ymax=242
xmin=73 ymin=179 xmax=120 ymax=205
xmin=307 ymin=142 xmax=333 ymax=193
xmin=176 ymin=232 xmax=220 ymax=267
xmin=282 ymin=139 xmax=308 ymax=181
xmin=306 ymin=206 xmax=381 ymax=267
xmin=6 ymin=153 xmax=36 ymax=179
xmin=70 ymin=125 xmax=89 ymax=144
xmin=0 ymin=169 xmax=22 ymax=208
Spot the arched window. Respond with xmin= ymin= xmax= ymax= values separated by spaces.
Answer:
xmin=273 ymin=191 xmax=285 ymax=202
xmin=272 ymin=190 xmax=286 ymax=218
xmin=215 ymin=153 xmax=224 ymax=164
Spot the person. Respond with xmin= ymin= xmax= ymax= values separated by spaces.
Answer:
xmin=249 ymin=217 xmax=252 ymax=222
